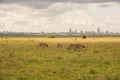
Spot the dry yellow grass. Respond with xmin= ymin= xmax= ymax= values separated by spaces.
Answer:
xmin=1 ymin=37 xmax=120 ymax=43
xmin=0 ymin=37 xmax=120 ymax=80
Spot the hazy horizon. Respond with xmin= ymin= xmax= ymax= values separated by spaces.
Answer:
xmin=0 ymin=0 xmax=120 ymax=33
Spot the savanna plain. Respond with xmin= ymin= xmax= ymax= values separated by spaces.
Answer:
xmin=0 ymin=37 xmax=120 ymax=80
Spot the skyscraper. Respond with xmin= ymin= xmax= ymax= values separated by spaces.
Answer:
xmin=75 ymin=29 xmax=77 ymax=33
xmin=97 ymin=27 xmax=101 ymax=33
xmin=69 ymin=29 xmax=72 ymax=33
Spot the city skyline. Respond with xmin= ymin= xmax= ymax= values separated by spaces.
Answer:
xmin=1 ymin=27 xmax=119 ymax=34
xmin=0 ymin=27 xmax=120 ymax=37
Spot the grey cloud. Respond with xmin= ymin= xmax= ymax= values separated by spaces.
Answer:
xmin=0 ymin=0 xmax=120 ymax=9
xmin=21 ymin=1 xmax=52 ymax=9
xmin=0 ymin=0 xmax=120 ymax=3
xmin=100 ymin=4 xmax=113 ymax=7
xmin=0 ymin=0 xmax=52 ymax=9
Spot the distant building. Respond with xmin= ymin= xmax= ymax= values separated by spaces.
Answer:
xmin=97 ymin=27 xmax=101 ymax=33
xmin=106 ymin=30 xmax=109 ymax=35
xmin=68 ymin=29 xmax=73 ymax=35
xmin=69 ymin=29 xmax=72 ymax=33
xmin=75 ymin=29 xmax=77 ymax=33
xmin=80 ymin=30 xmax=84 ymax=35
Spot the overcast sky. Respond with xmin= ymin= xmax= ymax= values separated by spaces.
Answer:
xmin=0 ymin=0 xmax=120 ymax=32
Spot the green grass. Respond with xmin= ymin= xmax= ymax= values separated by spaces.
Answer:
xmin=0 ymin=38 xmax=120 ymax=80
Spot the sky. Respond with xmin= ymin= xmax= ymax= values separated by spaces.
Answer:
xmin=0 ymin=0 xmax=120 ymax=33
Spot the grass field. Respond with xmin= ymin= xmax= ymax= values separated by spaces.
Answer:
xmin=0 ymin=37 xmax=120 ymax=80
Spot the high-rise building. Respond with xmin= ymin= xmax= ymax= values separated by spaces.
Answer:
xmin=75 ymin=29 xmax=77 ymax=33
xmin=69 ymin=29 xmax=72 ymax=33
xmin=106 ymin=30 xmax=109 ymax=34
xmin=97 ymin=27 xmax=101 ymax=33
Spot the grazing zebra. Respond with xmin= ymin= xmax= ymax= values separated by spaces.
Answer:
xmin=68 ymin=44 xmax=85 ymax=51
xmin=39 ymin=43 xmax=48 ymax=48
xmin=57 ymin=44 xmax=63 ymax=48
